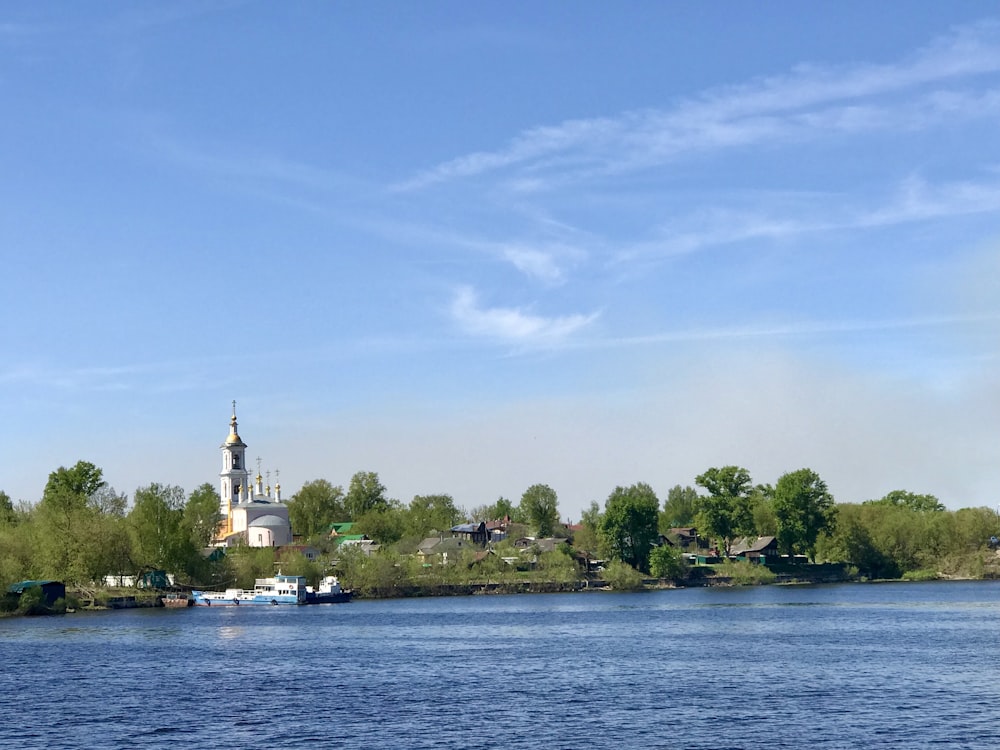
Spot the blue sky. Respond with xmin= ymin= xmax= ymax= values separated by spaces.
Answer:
xmin=3 ymin=2 xmax=1000 ymax=518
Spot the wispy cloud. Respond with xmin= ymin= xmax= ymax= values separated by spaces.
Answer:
xmin=595 ymin=312 xmax=1000 ymax=348
xmin=449 ymin=286 xmax=598 ymax=342
xmin=614 ymin=173 xmax=1000 ymax=263
xmin=397 ymin=21 xmax=1000 ymax=191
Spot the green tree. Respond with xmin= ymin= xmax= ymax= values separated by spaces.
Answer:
xmin=865 ymin=489 xmax=945 ymax=513
xmin=469 ymin=496 xmax=517 ymax=523
xmin=600 ymin=483 xmax=660 ymax=573
xmin=354 ymin=501 xmax=406 ymax=545
xmin=128 ymin=484 xmax=193 ymax=572
xmin=661 ymin=485 xmax=698 ymax=529
xmin=649 ymin=544 xmax=686 ymax=580
xmin=521 ymin=484 xmax=559 ymax=537
xmin=185 ymin=483 xmax=222 ymax=548
xmin=406 ymin=494 xmax=463 ymax=538
xmin=773 ymin=469 xmax=836 ymax=560
xmin=695 ymin=466 xmax=755 ymax=555
xmin=345 ymin=471 xmax=389 ymax=519
xmin=602 ymin=559 xmax=644 ymax=590
xmin=287 ymin=479 xmax=346 ymax=539
xmin=572 ymin=501 xmax=603 ymax=555
xmin=43 ymin=461 xmax=106 ymax=504
xmin=0 ymin=491 xmax=14 ymax=526
xmin=35 ymin=461 xmax=110 ymax=582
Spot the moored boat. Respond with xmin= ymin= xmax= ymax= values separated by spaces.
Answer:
xmin=191 ymin=574 xmax=308 ymax=606
xmin=305 ymin=576 xmax=353 ymax=604
xmin=161 ymin=592 xmax=192 ymax=608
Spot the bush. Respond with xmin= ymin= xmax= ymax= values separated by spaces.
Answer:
xmin=602 ymin=560 xmax=644 ymax=591
xmin=16 ymin=586 xmax=46 ymax=615
xmin=649 ymin=545 xmax=686 ymax=581
xmin=901 ymin=568 xmax=939 ymax=582
xmin=719 ymin=559 xmax=776 ymax=586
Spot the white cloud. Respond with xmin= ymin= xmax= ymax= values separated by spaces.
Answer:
xmin=449 ymin=286 xmax=598 ymax=342
xmin=400 ymin=21 xmax=1000 ymax=190
xmin=500 ymin=245 xmax=565 ymax=284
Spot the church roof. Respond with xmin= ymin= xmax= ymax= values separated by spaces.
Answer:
xmin=249 ymin=514 xmax=288 ymax=528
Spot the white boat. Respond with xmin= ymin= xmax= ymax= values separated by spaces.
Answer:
xmin=305 ymin=575 xmax=353 ymax=604
xmin=191 ymin=574 xmax=308 ymax=606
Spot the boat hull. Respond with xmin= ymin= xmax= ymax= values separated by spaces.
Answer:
xmin=190 ymin=591 xmax=304 ymax=606
xmin=305 ymin=591 xmax=353 ymax=604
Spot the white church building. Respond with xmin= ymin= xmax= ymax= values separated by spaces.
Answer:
xmin=214 ymin=403 xmax=293 ymax=548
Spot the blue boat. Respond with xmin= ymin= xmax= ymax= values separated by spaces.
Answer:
xmin=305 ymin=576 xmax=353 ymax=604
xmin=191 ymin=574 xmax=308 ymax=606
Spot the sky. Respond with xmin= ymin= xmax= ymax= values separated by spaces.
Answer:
xmin=2 ymin=2 xmax=1000 ymax=519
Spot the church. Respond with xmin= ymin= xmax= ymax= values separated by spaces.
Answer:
xmin=214 ymin=403 xmax=293 ymax=547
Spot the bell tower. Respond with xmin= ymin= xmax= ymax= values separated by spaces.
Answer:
xmin=219 ymin=400 xmax=249 ymax=536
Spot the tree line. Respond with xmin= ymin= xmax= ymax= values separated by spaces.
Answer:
xmin=2 ymin=461 xmax=998 ymax=593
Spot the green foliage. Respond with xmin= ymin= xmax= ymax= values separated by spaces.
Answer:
xmin=277 ymin=551 xmax=323 ymax=587
xmin=129 ymin=484 xmax=195 ymax=574
xmin=287 ymin=479 xmax=346 ymax=540
xmin=865 ymin=489 xmax=945 ymax=513
xmin=335 ymin=546 xmax=408 ymax=597
xmin=600 ymin=483 xmax=660 ymax=573
xmin=228 ymin=547 xmax=277 ymax=589
xmin=0 ymin=491 xmax=14 ymax=526
xmin=16 ymin=585 xmax=46 ymax=614
xmin=406 ymin=494 xmax=463 ymax=538
xmin=34 ymin=461 xmax=120 ymax=584
xmin=773 ymin=468 xmax=836 ymax=559
xmin=521 ymin=484 xmax=560 ymax=538
xmin=354 ymin=501 xmax=405 ymax=545
xmin=901 ymin=568 xmax=939 ymax=582
xmin=750 ymin=489 xmax=777 ymax=537
xmin=660 ymin=485 xmax=699 ymax=529
xmin=535 ymin=547 xmax=581 ymax=584
xmin=43 ymin=461 xmax=106 ymax=504
xmin=345 ymin=471 xmax=389 ymax=519
xmin=649 ymin=544 xmax=686 ymax=580
xmin=694 ymin=466 xmax=755 ymax=555
xmin=185 ymin=483 xmax=222 ymax=548
xmin=719 ymin=559 xmax=776 ymax=586
xmin=602 ymin=560 xmax=644 ymax=590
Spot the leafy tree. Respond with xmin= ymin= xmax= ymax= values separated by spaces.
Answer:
xmin=185 ymin=482 xmax=222 ymax=548
xmin=287 ymin=479 xmax=346 ymax=539
xmin=128 ymin=484 xmax=193 ymax=573
xmin=773 ymin=469 xmax=836 ymax=560
xmin=406 ymin=494 xmax=463 ymax=538
xmin=660 ymin=485 xmax=698 ymax=529
xmin=750 ymin=484 xmax=777 ymax=536
xmin=345 ymin=471 xmax=389 ymax=519
xmin=521 ymin=484 xmax=559 ymax=537
xmin=0 ymin=491 xmax=14 ymax=526
xmin=43 ymin=461 xmax=106 ymax=503
xmin=695 ymin=466 xmax=755 ymax=555
xmin=35 ymin=461 xmax=110 ymax=583
xmin=649 ymin=544 xmax=686 ymax=580
xmin=469 ymin=496 xmax=517 ymax=523
xmin=88 ymin=486 xmax=128 ymax=517
xmin=495 ymin=497 xmax=518 ymax=522
xmin=572 ymin=501 xmax=603 ymax=555
xmin=865 ymin=489 xmax=945 ymax=513
xmin=602 ymin=559 xmax=644 ymax=590
xmin=824 ymin=507 xmax=900 ymax=579
xmin=354 ymin=501 xmax=406 ymax=545
xmin=600 ymin=483 xmax=660 ymax=573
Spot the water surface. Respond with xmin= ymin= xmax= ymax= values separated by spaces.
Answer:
xmin=2 ymin=581 xmax=999 ymax=749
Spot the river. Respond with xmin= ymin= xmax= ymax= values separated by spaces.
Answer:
xmin=2 ymin=580 xmax=999 ymax=749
